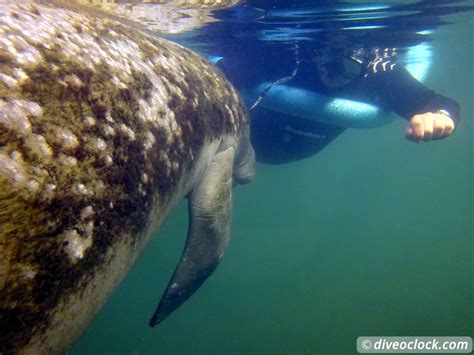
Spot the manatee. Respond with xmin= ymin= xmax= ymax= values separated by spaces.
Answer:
xmin=0 ymin=1 xmax=255 ymax=353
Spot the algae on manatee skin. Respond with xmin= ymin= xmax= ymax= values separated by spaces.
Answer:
xmin=0 ymin=1 xmax=249 ymax=352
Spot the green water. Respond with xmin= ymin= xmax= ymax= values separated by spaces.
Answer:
xmin=72 ymin=13 xmax=473 ymax=355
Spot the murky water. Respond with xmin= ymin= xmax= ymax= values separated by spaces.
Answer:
xmin=72 ymin=1 xmax=473 ymax=354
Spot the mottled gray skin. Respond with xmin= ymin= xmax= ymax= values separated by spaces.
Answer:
xmin=0 ymin=1 xmax=255 ymax=353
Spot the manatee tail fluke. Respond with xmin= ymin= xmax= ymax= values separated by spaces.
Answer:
xmin=149 ymin=146 xmax=235 ymax=327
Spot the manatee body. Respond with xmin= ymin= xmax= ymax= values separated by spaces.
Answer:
xmin=0 ymin=1 xmax=255 ymax=353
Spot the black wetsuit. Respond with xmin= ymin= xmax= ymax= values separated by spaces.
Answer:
xmin=218 ymin=52 xmax=461 ymax=164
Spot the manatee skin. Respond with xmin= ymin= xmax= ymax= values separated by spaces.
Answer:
xmin=0 ymin=1 xmax=254 ymax=353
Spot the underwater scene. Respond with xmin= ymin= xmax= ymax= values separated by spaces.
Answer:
xmin=0 ymin=0 xmax=472 ymax=354
xmin=74 ymin=1 xmax=473 ymax=354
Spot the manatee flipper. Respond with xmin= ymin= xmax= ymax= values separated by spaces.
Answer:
xmin=233 ymin=129 xmax=256 ymax=184
xmin=149 ymin=145 xmax=235 ymax=326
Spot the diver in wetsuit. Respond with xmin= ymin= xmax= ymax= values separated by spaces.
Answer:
xmin=217 ymin=47 xmax=460 ymax=164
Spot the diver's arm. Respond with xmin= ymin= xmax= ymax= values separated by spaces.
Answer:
xmin=360 ymin=62 xmax=460 ymax=142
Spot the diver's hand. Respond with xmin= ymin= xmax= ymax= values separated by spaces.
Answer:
xmin=405 ymin=111 xmax=455 ymax=142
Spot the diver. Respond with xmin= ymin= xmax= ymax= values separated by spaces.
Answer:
xmin=215 ymin=45 xmax=460 ymax=164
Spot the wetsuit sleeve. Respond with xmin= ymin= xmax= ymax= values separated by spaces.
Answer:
xmin=357 ymin=62 xmax=461 ymax=127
